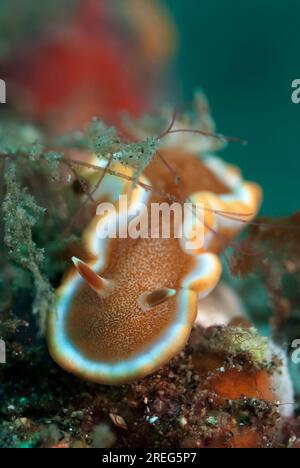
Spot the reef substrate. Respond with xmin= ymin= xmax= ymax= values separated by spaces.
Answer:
xmin=0 ymin=319 xmax=298 ymax=449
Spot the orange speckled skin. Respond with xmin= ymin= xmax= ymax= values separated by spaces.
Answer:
xmin=64 ymin=152 xmax=226 ymax=364
xmin=144 ymin=148 xmax=230 ymax=199
xmin=48 ymin=146 xmax=261 ymax=383
xmin=67 ymin=237 xmax=196 ymax=362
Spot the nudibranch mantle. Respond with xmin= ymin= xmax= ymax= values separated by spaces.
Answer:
xmin=48 ymin=98 xmax=262 ymax=385
xmin=48 ymin=165 xmax=223 ymax=384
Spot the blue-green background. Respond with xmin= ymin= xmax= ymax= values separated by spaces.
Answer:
xmin=165 ymin=0 xmax=300 ymax=216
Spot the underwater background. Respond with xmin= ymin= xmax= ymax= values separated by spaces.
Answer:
xmin=0 ymin=0 xmax=300 ymax=448
xmin=165 ymin=0 xmax=300 ymax=216
xmin=164 ymin=0 xmax=300 ymax=392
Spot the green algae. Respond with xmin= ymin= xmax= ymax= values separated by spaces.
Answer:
xmin=207 ymin=326 xmax=269 ymax=367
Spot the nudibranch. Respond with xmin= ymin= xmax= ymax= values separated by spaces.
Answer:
xmin=48 ymin=96 xmax=262 ymax=384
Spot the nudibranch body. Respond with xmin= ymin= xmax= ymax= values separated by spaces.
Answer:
xmin=48 ymin=100 xmax=262 ymax=384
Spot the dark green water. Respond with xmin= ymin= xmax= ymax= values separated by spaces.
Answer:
xmin=165 ymin=0 xmax=300 ymax=216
